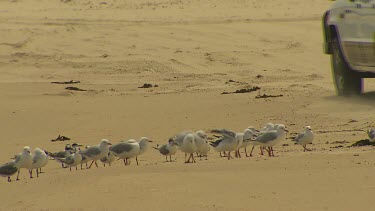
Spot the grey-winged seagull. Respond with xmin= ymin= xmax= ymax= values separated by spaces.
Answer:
xmin=210 ymin=129 xmax=244 ymax=160
xmin=292 ymin=126 xmax=314 ymax=152
xmin=81 ymin=139 xmax=112 ymax=169
xmin=0 ymin=161 xmax=19 ymax=182
xmin=251 ymin=124 xmax=287 ymax=156
xmin=58 ymin=152 xmax=82 ymax=171
xmin=154 ymin=139 xmax=178 ymax=162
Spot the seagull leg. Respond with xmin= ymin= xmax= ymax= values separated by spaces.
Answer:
xmin=88 ymin=160 xmax=95 ymax=169
xmin=238 ymin=150 xmax=241 ymax=158
xmin=8 ymin=177 xmax=11 ymax=182
xmin=270 ymin=147 xmax=275 ymax=156
xmin=76 ymin=166 xmax=78 ymax=171
xmin=260 ymin=146 xmax=264 ymax=155
xmin=227 ymin=152 xmax=231 ymax=160
xmin=29 ymin=170 xmax=33 ymax=178
xmin=80 ymin=164 xmax=83 ymax=170
xmin=136 ymin=156 xmax=139 ymax=165
xmin=95 ymin=160 xmax=98 ymax=167
xmin=186 ymin=154 xmax=191 ymax=163
xmin=185 ymin=153 xmax=187 ymax=163
xmin=170 ymin=155 xmax=172 ymax=162
xmin=123 ymin=159 xmax=127 ymax=166
xmin=200 ymin=154 xmax=202 ymax=161
xmin=205 ymin=154 xmax=208 ymax=160
xmin=245 ymin=148 xmax=249 ymax=157
xmin=219 ymin=152 xmax=222 ymax=157
xmin=266 ymin=147 xmax=271 ymax=157
xmin=191 ymin=153 xmax=196 ymax=163
xmin=249 ymin=146 xmax=255 ymax=157
xmin=36 ymin=169 xmax=39 ymax=177
xmin=70 ymin=167 xmax=72 ymax=172
xmin=16 ymin=170 xmax=20 ymax=181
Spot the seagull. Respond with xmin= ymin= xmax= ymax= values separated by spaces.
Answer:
xmin=57 ymin=152 xmax=82 ymax=171
xmin=0 ymin=161 xmax=19 ymax=182
xmin=367 ymin=128 xmax=375 ymax=142
xmin=240 ymin=128 xmax=257 ymax=157
xmin=100 ymin=151 xmax=116 ymax=167
xmin=251 ymin=124 xmax=287 ymax=156
xmin=81 ymin=139 xmax=112 ymax=169
xmin=14 ymin=146 xmax=33 ymax=180
xmin=210 ymin=129 xmax=244 ymax=160
xmin=154 ymin=139 xmax=178 ymax=162
xmin=262 ymin=123 xmax=275 ymax=131
xmin=194 ymin=130 xmax=210 ymax=160
xmin=292 ymin=126 xmax=315 ymax=152
xmin=110 ymin=139 xmax=140 ymax=166
xmin=169 ymin=130 xmax=201 ymax=163
xmin=31 ymin=148 xmax=48 ymax=177
xmin=179 ymin=134 xmax=197 ymax=163
xmin=47 ymin=150 xmax=73 ymax=168
xmin=134 ymin=137 xmax=153 ymax=165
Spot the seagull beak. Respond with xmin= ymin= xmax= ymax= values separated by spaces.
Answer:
xmin=285 ymin=129 xmax=289 ymax=133
xmin=148 ymin=140 xmax=153 ymax=143
xmin=108 ymin=143 xmax=112 ymax=145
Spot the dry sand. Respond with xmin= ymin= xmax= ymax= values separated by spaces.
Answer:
xmin=1 ymin=0 xmax=375 ymax=210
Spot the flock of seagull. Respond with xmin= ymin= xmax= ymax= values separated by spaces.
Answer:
xmin=1 ymin=122 xmax=374 ymax=182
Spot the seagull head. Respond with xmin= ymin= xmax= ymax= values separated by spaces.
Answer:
xmin=184 ymin=134 xmax=195 ymax=144
xmin=100 ymin=139 xmax=112 ymax=146
xmin=140 ymin=137 xmax=153 ymax=142
xmin=305 ymin=126 xmax=312 ymax=131
xmin=23 ymin=146 xmax=31 ymax=154
xmin=196 ymin=130 xmax=207 ymax=139
xmin=276 ymin=124 xmax=288 ymax=133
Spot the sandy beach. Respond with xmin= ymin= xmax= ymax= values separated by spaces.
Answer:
xmin=0 ymin=0 xmax=375 ymax=210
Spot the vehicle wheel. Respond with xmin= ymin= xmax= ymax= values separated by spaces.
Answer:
xmin=331 ymin=38 xmax=363 ymax=96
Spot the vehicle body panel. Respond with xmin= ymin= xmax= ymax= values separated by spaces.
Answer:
xmin=323 ymin=0 xmax=375 ymax=75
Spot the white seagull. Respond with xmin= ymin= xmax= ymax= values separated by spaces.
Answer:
xmin=292 ymin=126 xmax=315 ymax=152
xmin=31 ymin=148 xmax=48 ymax=177
xmin=14 ymin=146 xmax=33 ymax=180
xmin=100 ymin=151 xmax=116 ymax=167
xmin=134 ymin=137 xmax=153 ymax=165
xmin=367 ymin=128 xmax=375 ymax=142
xmin=194 ymin=130 xmax=210 ymax=160
xmin=240 ymin=128 xmax=257 ymax=157
xmin=179 ymin=134 xmax=197 ymax=163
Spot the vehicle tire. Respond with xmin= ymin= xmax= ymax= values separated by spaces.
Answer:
xmin=331 ymin=37 xmax=363 ymax=96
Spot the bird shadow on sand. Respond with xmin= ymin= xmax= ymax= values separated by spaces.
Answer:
xmin=323 ymin=91 xmax=375 ymax=106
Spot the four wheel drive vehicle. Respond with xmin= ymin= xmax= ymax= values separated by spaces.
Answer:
xmin=322 ymin=0 xmax=375 ymax=96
